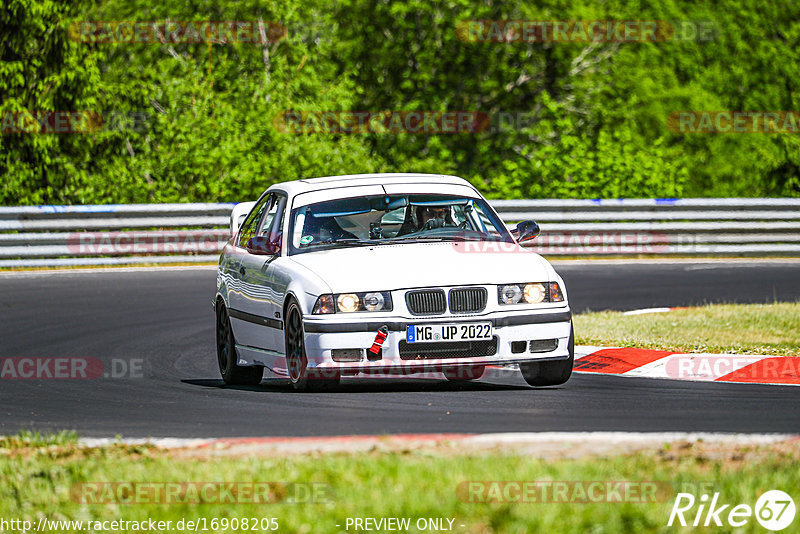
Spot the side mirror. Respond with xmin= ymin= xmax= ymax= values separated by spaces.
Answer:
xmin=511 ymin=220 xmax=540 ymax=244
xmin=230 ymin=201 xmax=257 ymax=235
xmin=246 ymin=235 xmax=281 ymax=256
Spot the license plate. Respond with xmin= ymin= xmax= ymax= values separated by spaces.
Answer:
xmin=406 ymin=323 xmax=493 ymax=343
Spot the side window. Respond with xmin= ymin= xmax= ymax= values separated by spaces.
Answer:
xmin=381 ymin=206 xmax=406 ymax=225
xmin=237 ymin=194 xmax=272 ymax=248
xmin=258 ymin=195 xmax=279 ymax=235
xmin=257 ymin=194 xmax=284 ymax=238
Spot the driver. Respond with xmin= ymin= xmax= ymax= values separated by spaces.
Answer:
xmin=419 ymin=205 xmax=451 ymax=230
xmin=396 ymin=204 xmax=457 ymax=236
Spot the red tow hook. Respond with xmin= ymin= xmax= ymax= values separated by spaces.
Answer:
xmin=369 ymin=325 xmax=389 ymax=355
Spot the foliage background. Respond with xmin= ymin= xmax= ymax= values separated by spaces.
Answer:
xmin=2 ymin=0 xmax=799 ymax=204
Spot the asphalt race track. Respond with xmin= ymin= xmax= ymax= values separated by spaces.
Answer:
xmin=1 ymin=261 xmax=799 ymax=438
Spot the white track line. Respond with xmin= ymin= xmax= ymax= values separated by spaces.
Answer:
xmin=622 ymin=307 xmax=674 ymax=315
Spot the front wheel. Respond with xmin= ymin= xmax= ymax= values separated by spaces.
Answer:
xmin=519 ymin=325 xmax=574 ymax=387
xmin=216 ymin=302 xmax=264 ymax=385
xmin=284 ymin=299 xmax=340 ymax=391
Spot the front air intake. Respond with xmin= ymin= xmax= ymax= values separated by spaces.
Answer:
xmin=399 ymin=337 xmax=499 ymax=360
xmin=530 ymin=339 xmax=559 ymax=353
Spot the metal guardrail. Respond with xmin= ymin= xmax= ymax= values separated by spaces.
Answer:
xmin=0 ymin=203 xmax=232 ymax=267
xmin=1 ymin=199 xmax=799 ymax=267
xmin=490 ymin=198 xmax=800 ymax=256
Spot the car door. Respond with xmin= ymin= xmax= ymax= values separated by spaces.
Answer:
xmin=259 ymin=193 xmax=290 ymax=355
xmin=230 ymin=193 xmax=288 ymax=365
xmin=227 ymin=192 xmax=274 ymax=352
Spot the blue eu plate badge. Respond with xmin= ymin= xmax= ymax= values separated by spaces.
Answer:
xmin=406 ymin=325 xmax=415 ymax=343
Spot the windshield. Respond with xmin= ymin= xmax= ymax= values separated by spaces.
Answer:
xmin=288 ymin=194 xmax=512 ymax=255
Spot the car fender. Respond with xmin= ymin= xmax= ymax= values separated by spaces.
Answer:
xmin=527 ymin=252 xmax=569 ymax=303
xmin=281 ymin=259 xmax=334 ymax=317
xmin=215 ymin=242 xmax=242 ymax=311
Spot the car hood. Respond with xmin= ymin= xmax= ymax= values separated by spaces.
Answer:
xmin=287 ymin=241 xmax=556 ymax=292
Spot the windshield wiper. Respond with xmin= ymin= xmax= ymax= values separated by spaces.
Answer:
xmin=394 ymin=236 xmax=458 ymax=243
xmin=395 ymin=235 xmax=499 ymax=243
xmin=308 ymin=238 xmax=385 ymax=247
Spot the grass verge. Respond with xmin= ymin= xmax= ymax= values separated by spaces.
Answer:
xmin=574 ymin=302 xmax=800 ymax=357
xmin=1 ymin=437 xmax=798 ymax=533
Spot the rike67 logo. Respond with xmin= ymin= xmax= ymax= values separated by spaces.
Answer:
xmin=668 ymin=490 xmax=795 ymax=530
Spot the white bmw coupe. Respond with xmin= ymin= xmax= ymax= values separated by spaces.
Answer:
xmin=215 ymin=173 xmax=573 ymax=391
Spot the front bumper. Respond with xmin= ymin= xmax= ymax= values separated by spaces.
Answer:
xmin=301 ymin=308 xmax=572 ymax=373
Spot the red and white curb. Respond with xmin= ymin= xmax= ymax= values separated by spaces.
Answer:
xmin=575 ymin=305 xmax=799 ymax=385
xmin=575 ymin=346 xmax=800 ymax=385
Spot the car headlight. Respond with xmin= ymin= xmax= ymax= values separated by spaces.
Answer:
xmin=549 ymin=282 xmax=564 ymax=302
xmin=312 ymin=294 xmax=336 ymax=314
xmin=498 ymin=284 xmax=523 ymax=305
xmin=312 ymin=291 xmax=393 ymax=314
xmin=362 ymin=292 xmax=386 ymax=312
xmin=523 ymin=283 xmax=546 ymax=304
xmin=498 ymin=282 xmax=564 ymax=305
xmin=337 ymin=293 xmax=360 ymax=313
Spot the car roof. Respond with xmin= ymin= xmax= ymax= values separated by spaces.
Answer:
xmin=266 ymin=173 xmax=477 ymax=197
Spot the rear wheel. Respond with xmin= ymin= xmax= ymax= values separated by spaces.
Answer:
xmin=443 ymin=365 xmax=485 ymax=381
xmin=216 ymin=302 xmax=264 ymax=385
xmin=285 ymin=299 xmax=340 ymax=391
xmin=519 ymin=325 xmax=574 ymax=387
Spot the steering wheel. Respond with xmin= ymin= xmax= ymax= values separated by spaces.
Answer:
xmin=421 ymin=218 xmax=445 ymax=231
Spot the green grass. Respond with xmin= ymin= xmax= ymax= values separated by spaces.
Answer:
xmin=1 ymin=437 xmax=799 ymax=533
xmin=0 ymin=430 xmax=78 ymax=449
xmin=574 ymin=302 xmax=800 ymax=357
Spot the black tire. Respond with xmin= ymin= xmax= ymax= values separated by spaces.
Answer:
xmin=519 ymin=324 xmax=574 ymax=387
xmin=216 ymin=301 xmax=264 ymax=385
xmin=284 ymin=299 xmax=340 ymax=391
xmin=443 ymin=365 xmax=485 ymax=381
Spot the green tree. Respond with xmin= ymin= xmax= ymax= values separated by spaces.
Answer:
xmin=0 ymin=0 xmax=103 ymax=204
